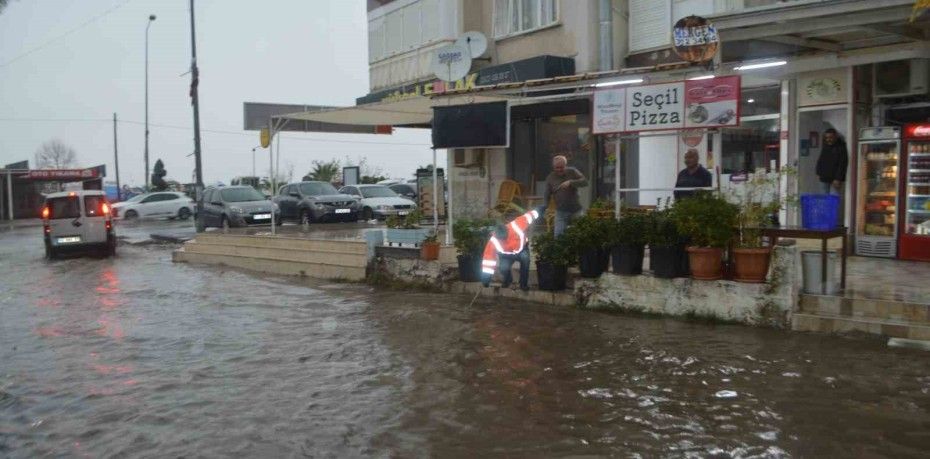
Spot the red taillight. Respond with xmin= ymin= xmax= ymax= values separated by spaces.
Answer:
xmin=41 ymin=207 xmax=49 ymax=219
xmin=102 ymin=203 xmax=110 ymax=215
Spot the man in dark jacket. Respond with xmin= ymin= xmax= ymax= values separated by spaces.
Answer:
xmin=674 ymin=149 xmax=713 ymax=200
xmin=816 ymin=128 xmax=848 ymax=195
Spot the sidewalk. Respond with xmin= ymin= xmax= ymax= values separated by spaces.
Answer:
xmin=0 ymin=218 xmax=43 ymax=232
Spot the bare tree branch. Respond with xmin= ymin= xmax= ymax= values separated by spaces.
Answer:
xmin=34 ymin=139 xmax=78 ymax=169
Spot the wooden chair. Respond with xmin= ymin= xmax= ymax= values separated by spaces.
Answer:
xmin=488 ymin=179 xmax=526 ymax=220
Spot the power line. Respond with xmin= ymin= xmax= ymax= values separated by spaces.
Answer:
xmin=0 ymin=0 xmax=135 ymax=68
xmin=0 ymin=117 xmax=434 ymax=147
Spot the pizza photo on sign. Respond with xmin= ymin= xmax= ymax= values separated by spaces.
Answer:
xmin=683 ymin=76 xmax=740 ymax=129
xmin=672 ymin=16 xmax=719 ymax=63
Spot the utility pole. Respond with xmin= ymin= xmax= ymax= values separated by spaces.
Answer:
xmin=189 ymin=0 xmax=205 ymax=232
xmin=113 ymin=113 xmax=122 ymax=201
xmin=145 ymin=14 xmax=156 ymax=190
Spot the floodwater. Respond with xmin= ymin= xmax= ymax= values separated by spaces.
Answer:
xmin=1 ymin=225 xmax=929 ymax=457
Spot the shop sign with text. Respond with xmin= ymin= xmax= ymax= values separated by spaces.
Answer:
xmin=26 ymin=169 xmax=99 ymax=180
xmin=592 ymin=76 xmax=740 ymax=134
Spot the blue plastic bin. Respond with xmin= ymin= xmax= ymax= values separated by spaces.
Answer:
xmin=800 ymin=194 xmax=840 ymax=230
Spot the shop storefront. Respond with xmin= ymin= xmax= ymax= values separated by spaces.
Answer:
xmin=1 ymin=165 xmax=106 ymax=220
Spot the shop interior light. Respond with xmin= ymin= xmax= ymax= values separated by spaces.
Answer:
xmin=747 ymin=98 xmax=755 ymax=103
xmin=734 ymin=60 xmax=787 ymax=71
xmin=688 ymin=74 xmax=715 ymax=80
xmin=594 ymin=78 xmax=643 ymax=88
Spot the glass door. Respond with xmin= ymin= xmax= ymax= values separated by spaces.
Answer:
xmin=906 ymin=141 xmax=930 ymax=236
xmin=858 ymin=140 xmax=899 ymax=237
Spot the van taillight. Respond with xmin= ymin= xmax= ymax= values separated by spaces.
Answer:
xmin=102 ymin=203 xmax=110 ymax=215
xmin=41 ymin=207 xmax=49 ymax=219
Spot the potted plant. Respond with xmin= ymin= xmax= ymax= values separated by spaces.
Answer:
xmin=727 ymin=168 xmax=797 ymax=283
xmin=564 ymin=215 xmax=611 ymax=278
xmin=452 ymin=218 xmax=496 ymax=282
xmin=587 ymin=197 xmax=615 ymax=220
xmin=647 ymin=200 xmax=688 ymax=279
xmin=385 ymin=210 xmax=430 ymax=246
xmin=532 ymin=232 xmax=576 ymax=290
xmin=420 ymin=230 xmax=440 ymax=261
xmin=607 ymin=210 xmax=649 ymax=275
xmin=670 ymin=192 xmax=739 ymax=280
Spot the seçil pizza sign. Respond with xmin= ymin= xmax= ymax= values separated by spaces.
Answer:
xmin=592 ymin=75 xmax=740 ymax=134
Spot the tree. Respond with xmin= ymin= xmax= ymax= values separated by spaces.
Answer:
xmin=34 ymin=139 xmax=77 ymax=169
xmin=305 ymin=159 xmax=341 ymax=183
xmin=151 ymin=159 xmax=168 ymax=191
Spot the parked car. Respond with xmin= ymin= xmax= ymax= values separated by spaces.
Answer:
xmin=274 ymin=181 xmax=360 ymax=223
xmin=338 ymin=184 xmax=416 ymax=220
xmin=41 ymin=190 xmax=116 ymax=259
xmin=200 ymin=185 xmax=280 ymax=229
xmin=111 ymin=191 xmax=195 ymax=220
xmin=389 ymin=183 xmax=417 ymax=201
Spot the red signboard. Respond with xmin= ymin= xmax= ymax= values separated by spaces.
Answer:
xmin=683 ymin=75 xmax=740 ymax=129
xmin=26 ymin=169 xmax=99 ymax=180
xmin=905 ymin=124 xmax=930 ymax=138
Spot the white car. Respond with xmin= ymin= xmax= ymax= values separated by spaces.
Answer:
xmin=111 ymin=191 xmax=195 ymax=220
xmin=339 ymin=184 xmax=417 ymax=220
xmin=42 ymin=190 xmax=116 ymax=258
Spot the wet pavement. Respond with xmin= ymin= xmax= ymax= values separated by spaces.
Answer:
xmin=1 ymin=222 xmax=930 ymax=457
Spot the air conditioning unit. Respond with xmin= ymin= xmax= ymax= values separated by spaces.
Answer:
xmin=453 ymin=149 xmax=485 ymax=167
xmin=874 ymin=59 xmax=929 ymax=98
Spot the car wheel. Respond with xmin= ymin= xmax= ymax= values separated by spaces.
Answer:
xmin=221 ymin=215 xmax=231 ymax=231
xmin=299 ymin=209 xmax=312 ymax=226
xmin=362 ymin=207 xmax=373 ymax=221
xmin=124 ymin=209 xmax=138 ymax=220
xmin=178 ymin=207 xmax=192 ymax=220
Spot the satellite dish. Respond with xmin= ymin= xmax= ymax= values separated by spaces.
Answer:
xmin=456 ymin=31 xmax=488 ymax=58
xmin=431 ymin=43 xmax=471 ymax=82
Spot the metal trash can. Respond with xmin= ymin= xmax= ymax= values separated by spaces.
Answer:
xmin=802 ymin=250 xmax=840 ymax=295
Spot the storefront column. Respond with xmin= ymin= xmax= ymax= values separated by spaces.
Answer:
xmin=780 ymin=79 xmax=795 ymax=225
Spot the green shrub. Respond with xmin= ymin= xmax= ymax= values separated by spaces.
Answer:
xmin=452 ymin=218 xmax=497 ymax=257
xmin=647 ymin=206 xmax=681 ymax=248
xmin=532 ymin=232 xmax=577 ymax=266
xmin=563 ymin=215 xmax=612 ymax=252
xmin=606 ymin=210 xmax=650 ymax=247
xmin=670 ymin=192 xmax=739 ymax=248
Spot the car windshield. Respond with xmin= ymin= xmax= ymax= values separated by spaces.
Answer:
xmin=360 ymin=186 xmax=397 ymax=198
xmin=299 ymin=182 xmax=338 ymax=196
xmin=220 ymin=187 xmax=266 ymax=202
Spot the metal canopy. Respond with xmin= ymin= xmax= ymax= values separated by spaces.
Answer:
xmin=711 ymin=0 xmax=926 ymax=55
xmin=276 ymin=94 xmax=508 ymax=127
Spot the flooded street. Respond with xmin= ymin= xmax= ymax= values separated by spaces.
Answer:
xmin=1 ymin=224 xmax=929 ymax=457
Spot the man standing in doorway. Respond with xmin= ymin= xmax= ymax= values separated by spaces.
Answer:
xmin=674 ymin=149 xmax=713 ymax=200
xmin=816 ymin=128 xmax=848 ymax=196
xmin=544 ymin=155 xmax=588 ymax=236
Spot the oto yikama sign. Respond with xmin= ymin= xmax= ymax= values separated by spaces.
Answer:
xmin=591 ymin=76 xmax=740 ymax=134
xmin=26 ymin=169 xmax=98 ymax=180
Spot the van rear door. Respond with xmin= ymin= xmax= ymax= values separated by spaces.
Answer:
xmin=46 ymin=195 xmax=83 ymax=246
xmin=82 ymin=195 xmax=109 ymax=244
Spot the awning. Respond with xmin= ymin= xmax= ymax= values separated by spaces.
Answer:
xmin=278 ymin=94 xmax=507 ymax=127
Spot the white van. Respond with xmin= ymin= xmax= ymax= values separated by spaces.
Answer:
xmin=42 ymin=190 xmax=116 ymax=259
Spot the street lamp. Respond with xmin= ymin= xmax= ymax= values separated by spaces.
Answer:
xmin=145 ymin=14 xmax=156 ymax=190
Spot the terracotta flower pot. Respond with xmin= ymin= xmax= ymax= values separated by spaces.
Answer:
xmin=732 ymin=247 xmax=771 ymax=283
xmin=686 ymin=246 xmax=724 ymax=280
xmin=420 ymin=242 xmax=440 ymax=261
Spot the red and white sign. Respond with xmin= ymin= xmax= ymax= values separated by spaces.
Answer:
xmin=26 ymin=169 xmax=98 ymax=180
xmin=684 ymin=75 xmax=740 ymax=129
xmin=591 ymin=76 xmax=741 ymax=134
xmin=906 ymin=124 xmax=930 ymax=137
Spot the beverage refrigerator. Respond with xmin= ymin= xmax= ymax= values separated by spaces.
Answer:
xmin=856 ymin=127 xmax=900 ymax=258
xmin=900 ymin=124 xmax=930 ymax=261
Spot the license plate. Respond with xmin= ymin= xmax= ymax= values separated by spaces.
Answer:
xmin=253 ymin=213 xmax=271 ymax=220
xmin=57 ymin=236 xmax=81 ymax=243
xmin=398 ymin=211 xmax=408 ymax=216
xmin=334 ymin=208 xmax=351 ymax=214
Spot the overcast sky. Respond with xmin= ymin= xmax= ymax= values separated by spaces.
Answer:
xmin=0 ymin=0 xmax=437 ymax=186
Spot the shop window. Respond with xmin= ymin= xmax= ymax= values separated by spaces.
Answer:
xmin=720 ymin=86 xmax=781 ymax=174
xmin=493 ymin=0 xmax=558 ymax=39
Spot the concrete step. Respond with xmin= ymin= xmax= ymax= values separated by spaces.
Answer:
xmin=182 ymin=241 xmax=367 ymax=268
xmin=792 ymin=313 xmax=930 ymax=340
xmin=192 ymin=233 xmax=368 ymax=255
xmin=799 ymin=294 xmax=930 ymax=324
xmin=173 ymin=249 xmax=366 ymax=281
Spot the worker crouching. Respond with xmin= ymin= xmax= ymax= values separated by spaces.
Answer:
xmin=481 ymin=209 xmax=540 ymax=291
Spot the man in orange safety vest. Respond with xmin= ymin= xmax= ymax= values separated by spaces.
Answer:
xmin=480 ymin=208 xmax=541 ymax=291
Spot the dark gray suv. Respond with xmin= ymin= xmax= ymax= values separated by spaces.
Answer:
xmin=201 ymin=186 xmax=280 ymax=229
xmin=274 ymin=181 xmax=360 ymax=223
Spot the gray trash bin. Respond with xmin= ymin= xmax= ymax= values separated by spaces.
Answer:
xmin=801 ymin=250 xmax=839 ymax=295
